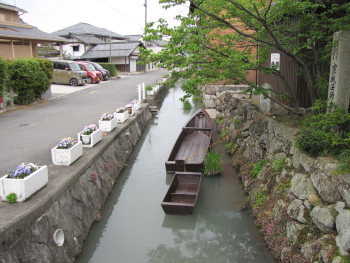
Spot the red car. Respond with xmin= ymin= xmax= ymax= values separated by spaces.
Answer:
xmin=76 ymin=62 xmax=102 ymax=84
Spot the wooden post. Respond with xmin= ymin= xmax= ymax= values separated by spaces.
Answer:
xmin=2 ymin=85 xmax=6 ymax=109
xmin=59 ymin=42 xmax=62 ymax=60
xmin=9 ymin=87 xmax=14 ymax=107
xmin=10 ymin=40 xmax=15 ymax=59
xmin=29 ymin=41 xmax=33 ymax=58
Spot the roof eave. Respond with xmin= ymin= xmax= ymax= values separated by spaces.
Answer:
xmin=0 ymin=34 xmax=68 ymax=42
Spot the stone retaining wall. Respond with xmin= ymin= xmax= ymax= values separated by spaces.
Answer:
xmin=202 ymin=84 xmax=248 ymax=108
xmin=0 ymin=105 xmax=152 ymax=262
xmin=215 ymin=93 xmax=350 ymax=262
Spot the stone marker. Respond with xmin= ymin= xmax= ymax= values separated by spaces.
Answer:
xmin=259 ymin=83 xmax=275 ymax=112
xmin=328 ymin=30 xmax=350 ymax=112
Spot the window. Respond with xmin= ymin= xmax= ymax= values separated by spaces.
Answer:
xmin=73 ymin=45 xmax=79 ymax=52
xmin=0 ymin=14 xmax=5 ymax=22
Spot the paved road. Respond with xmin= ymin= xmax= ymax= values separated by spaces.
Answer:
xmin=0 ymin=69 xmax=168 ymax=176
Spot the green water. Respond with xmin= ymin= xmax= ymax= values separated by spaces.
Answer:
xmin=76 ymin=83 xmax=277 ymax=263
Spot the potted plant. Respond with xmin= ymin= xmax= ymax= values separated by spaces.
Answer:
xmin=51 ymin=137 xmax=83 ymax=166
xmin=146 ymin=84 xmax=154 ymax=96
xmin=0 ymin=163 xmax=48 ymax=202
xmin=153 ymin=83 xmax=160 ymax=92
xmin=77 ymin=124 xmax=102 ymax=148
xmin=132 ymin=99 xmax=140 ymax=111
xmin=99 ymin=112 xmax=118 ymax=132
xmin=203 ymin=150 xmax=223 ymax=176
xmin=125 ymin=102 xmax=136 ymax=116
xmin=114 ymin=107 xmax=128 ymax=123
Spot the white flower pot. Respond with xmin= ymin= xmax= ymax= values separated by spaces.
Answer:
xmin=51 ymin=141 xmax=82 ymax=166
xmin=77 ymin=128 xmax=102 ymax=148
xmin=99 ymin=117 xmax=118 ymax=132
xmin=114 ymin=111 xmax=128 ymax=123
xmin=130 ymin=105 xmax=137 ymax=116
xmin=0 ymin=166 xmax=48 ymax=202
xmin=133 ymin=101 xmax=140 ymax=111
xmin=147 ymin=90 xmax=154 ymax=96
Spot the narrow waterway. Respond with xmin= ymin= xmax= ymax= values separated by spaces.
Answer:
xmin=76 ymin=83 xmax=277 ymax=263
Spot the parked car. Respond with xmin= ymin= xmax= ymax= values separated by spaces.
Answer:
xmin=78 ymin=61 xmax=110 ymax=81
xmin=76 ymin=62 xmax=102 ymax=84
xmin=52 ymin=60 xmax=87 ymax=86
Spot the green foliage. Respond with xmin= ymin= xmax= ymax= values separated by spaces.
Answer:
xmin=251 ymin=159 xmax=266 ymax=178
xmin=183 ymin=99 xmax=192 ymax=109
xmin=0 ymin=57 xmax=8 ymax=97
xmin=141 ymin=0 xmax=350 ymax=108
xmin=336 ymin=149 xmax=350 ymax=174
xmin=203 ymin=150 xmax=223 ymax=176
xmin=236 ymin=118 xmax=243 ymax=128
xmin=273 ymin=158 xmax=285 ymax=172
xmin=225 ymin=142 xmax=232 ymax=150
xmin=220 ymin=127 xmax=228 ymax=138
xmin=297 ymin=101 xmax=350 ymax=156
xmin=99 ymin=63 xmax=118 ymax=76
xmin=253 ymin=189 xmax=267 ymax=208
xmin=8 ymin=58 xmax=53 ymax=104
xmin=215 ymin=115 xmax=224 ymax=126
xmin=6 ymin=193 xmax=17 ymax=203
xmin=145 ymin=84 xmax=153 ymax=91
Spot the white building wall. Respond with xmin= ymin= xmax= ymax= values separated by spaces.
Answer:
xmin=146 ymin=47 xmax=164 ymax=71
xmin=111 ymin=57 xmax=128 ymax=64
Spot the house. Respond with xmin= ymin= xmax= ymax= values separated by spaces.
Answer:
xmin=80 ymin=41 xmax=146 ymax=73
xmin=0 ymin=0 xmax=67 ymax=60
xmin=51 ymin=22 xmax=128 ymax=59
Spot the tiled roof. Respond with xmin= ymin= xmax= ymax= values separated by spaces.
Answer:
xmin=70 ymin=34 xmax=104 ymax=44
xmin=81 ymin=41 xmax=142 ymax=59
xmin=0 ymin=1 xmax=27 ymax=13
xmin=124 ymin=34 xmax=143 ymax=41
xmin=150 ymin=40 xmax=168 ymax=47
xmin=0 ymin=23 xmax=68 ymax=42
xmin=52 ymin=23 xmax=127 ymax=39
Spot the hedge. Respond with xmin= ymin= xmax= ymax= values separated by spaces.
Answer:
xmin=99 ymin=63 xmax=118 ymax=77
xmin=5 ymin=58 xmax=53 ymax=105
xmin=0 ymin=57 xmax=8 ymax=97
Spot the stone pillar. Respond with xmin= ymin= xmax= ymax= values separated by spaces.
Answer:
xmin=328 ymin=31 xmax=350 ymax=112
xmin=259 ymin=83 xmax=275 ymax=112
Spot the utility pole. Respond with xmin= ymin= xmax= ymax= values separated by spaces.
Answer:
xmin=109 ymin=37 xmax=112 ymax=63
xmin=144 ymin=0 xmax=147 ymax=72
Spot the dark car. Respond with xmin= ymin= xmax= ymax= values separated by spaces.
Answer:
xmin=78 ymin=61 xmax=110 ymax=81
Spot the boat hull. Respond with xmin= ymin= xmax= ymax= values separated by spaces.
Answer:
xmin=161 ymin=172 xmax=202 ymax=216
xmin=165 ymin=109 xmax=212 ymax=173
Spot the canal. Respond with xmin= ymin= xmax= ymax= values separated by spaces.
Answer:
xmin=76 ymin=83 xmax=277 ymax=263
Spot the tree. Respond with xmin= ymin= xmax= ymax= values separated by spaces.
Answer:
xmin=141 ymin=0 xmax=350 ymax=114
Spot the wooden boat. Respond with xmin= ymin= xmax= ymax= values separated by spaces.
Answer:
xmin=161 ymin=172 xmax=202 ymax=216
xmin=165 ymin=109 xmax=212 ymax=173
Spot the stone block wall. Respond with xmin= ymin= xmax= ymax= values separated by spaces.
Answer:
xmin=201 ymin=84 xmax=248 ymax=108
xmin=215 ymin=93 xmax=350 ymax=262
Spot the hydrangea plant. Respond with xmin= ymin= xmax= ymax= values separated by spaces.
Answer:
xmin=57 ymin=137 xmax=75 ymax=149
xmin=101 ymin=112 xmax=114 ymax=121
xmin=82 ymin=124 xmax=98 ymax=135
xmin=7 ymin=163 xmax=39 ymax=179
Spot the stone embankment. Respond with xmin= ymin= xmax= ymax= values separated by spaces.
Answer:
xmin=213 ymin=93 xmax=350 ymax=263
xmin=0 ymin=82 xmax=170 ymax=263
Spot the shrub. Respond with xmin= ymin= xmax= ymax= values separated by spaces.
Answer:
xmin=0 ymin=56 xmax=8 ymax=97
xmin=145 ymin=84 xmax=153 ymax=91
xmin=296 ymin=101 xmax=350 ymax=156
xmin=183 ymin=100 xmax=191 ymax=109
xmin=203 ymin=150 xmax=223 ymax=176
xmin=9 ymin=58 xmax=52 ymax=104
xmin=6 ymin=193 xmax=17 ymax=203
xmin=99 ymin=63 xmax=118 ymax=77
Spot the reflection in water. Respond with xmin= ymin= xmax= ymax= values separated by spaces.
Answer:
xmin=76 ymin=83 xmax=277 ymax=263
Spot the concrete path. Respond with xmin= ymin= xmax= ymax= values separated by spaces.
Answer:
xmin=0 ymin=69 xmax=168 ymax=176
